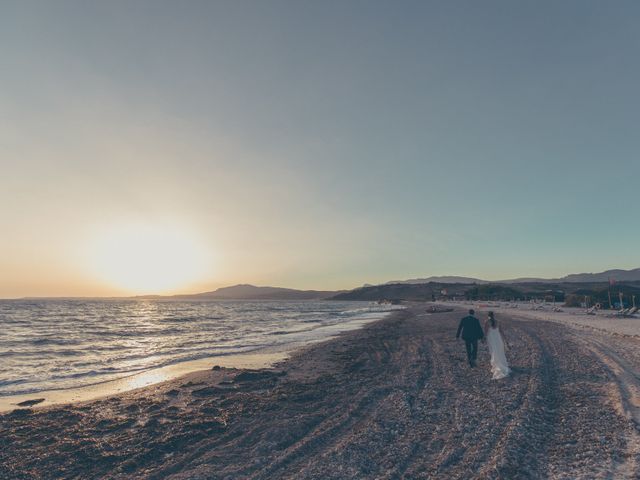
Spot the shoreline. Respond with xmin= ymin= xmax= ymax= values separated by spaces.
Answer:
xmin=3 ymin=304 xmax=640 ymax=479
xmin=0 ymin=307 xmax=399 ymax=413
xmin=0 ymin=350 xmax=289 ymax=413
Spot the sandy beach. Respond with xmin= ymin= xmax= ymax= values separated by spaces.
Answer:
xmin=0 ymin=351 xmax=290 ymax=413
xmin=2 ymin=304 xmax=640 ymax=479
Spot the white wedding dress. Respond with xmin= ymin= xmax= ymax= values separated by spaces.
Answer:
xmin=487 ymin=327 xmax=510 ymax=379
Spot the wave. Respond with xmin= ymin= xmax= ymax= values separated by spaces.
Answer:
xmin=31 ymin=338 xmax=81 ymax=346
xmin=0 ymin=299 xmax=398 ymax=396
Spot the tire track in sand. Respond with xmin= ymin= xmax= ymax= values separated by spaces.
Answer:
xmin=571 ymin=333 xmax=640 ymax=478
xmin=248 ymin=316 xmax=434 ymax=480
xmin=5 ymin=307 xmax=640 ymax=480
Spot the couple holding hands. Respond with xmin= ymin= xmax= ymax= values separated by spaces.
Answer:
xmin=456 ymin=309 xmax=510 ymax=379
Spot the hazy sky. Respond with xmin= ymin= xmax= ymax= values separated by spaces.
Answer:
xmin=2 ymin=1 xmax=639 ymax=297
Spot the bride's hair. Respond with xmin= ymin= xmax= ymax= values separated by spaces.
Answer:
xmin=488 ymin=311 xmax=496 ymax=328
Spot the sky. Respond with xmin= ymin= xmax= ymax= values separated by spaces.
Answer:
xmin=1 ymin=1 xmax=639 ymax=297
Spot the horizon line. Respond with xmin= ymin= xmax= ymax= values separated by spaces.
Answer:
xmin=3 ymin=266 xmax=639 ymax=300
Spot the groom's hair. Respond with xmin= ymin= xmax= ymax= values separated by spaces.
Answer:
xmin=468 ymin=309 xmax=475 ymax=315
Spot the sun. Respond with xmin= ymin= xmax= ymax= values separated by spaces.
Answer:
xmin=86 ymin=222 xmax=212 ymax=294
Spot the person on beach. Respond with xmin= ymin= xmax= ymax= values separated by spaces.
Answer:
xmin=456 ymin=309 xmax=484 ymax=367
xmin=484 ymin=311 xmax=511 ymax=379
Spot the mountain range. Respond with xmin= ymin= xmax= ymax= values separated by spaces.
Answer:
xmin=156 ymin=284 xmax=341 ymax=301
xmin=138 ymin=268 xmax=640 ymax=301
xmin=385 ymin=268 xmax=640 ymax=285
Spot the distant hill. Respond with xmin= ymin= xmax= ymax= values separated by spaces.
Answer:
xmin=330 ymin=279 xmax=640 ymax=304
xmin=386 ymin=276 xmax=488 ymax=285
xmin=331 ymin=283 xmax=453 ymax=302
xmin=384 ymin=268 xmax=640 ymax=286
xmin=560 ymin=268 xmax=640 ymax=283
xmin=172 ymin=284 xmax=341 ymax=301
xmin=499 ymin=268 xmax=640 ymax=284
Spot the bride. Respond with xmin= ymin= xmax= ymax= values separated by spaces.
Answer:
xmin=484 ymin=312 xmax=510 ymax=379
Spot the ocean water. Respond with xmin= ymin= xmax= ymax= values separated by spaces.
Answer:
xmin=0 ymin=299 xmax=401 ymax=397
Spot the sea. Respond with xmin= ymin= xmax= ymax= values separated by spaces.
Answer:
xmin=0 ymin=299 xmax=401 ymax=397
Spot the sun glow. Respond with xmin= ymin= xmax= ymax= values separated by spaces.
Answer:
xmin=86 ymin=223 xmax=213 ymax=294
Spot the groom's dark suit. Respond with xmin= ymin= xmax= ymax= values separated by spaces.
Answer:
xmin=456 ymin=314 xmax=484 ymax=366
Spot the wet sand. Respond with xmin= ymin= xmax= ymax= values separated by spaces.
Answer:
xmin=2 ymin=305 xmax=640 ymax=479
xmin=0 ymin=307 xmax=387 ymax=413
xmin=0 ymin=351 xmax=289 ymax=413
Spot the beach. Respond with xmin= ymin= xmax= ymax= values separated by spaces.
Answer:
xmin=0 ymin=299 xmax=398 ymax=404
xmin=2 ymin=304 xmax=640 ymax=479
xmin=440 ymin=300 xmax=640 ymax=338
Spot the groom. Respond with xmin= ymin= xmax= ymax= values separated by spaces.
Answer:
xmin=456 ymin=309 xmax=484 ymax=367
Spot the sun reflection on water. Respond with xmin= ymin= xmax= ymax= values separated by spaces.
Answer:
xmin=122 ymin=370 xmax=171 ymax=390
